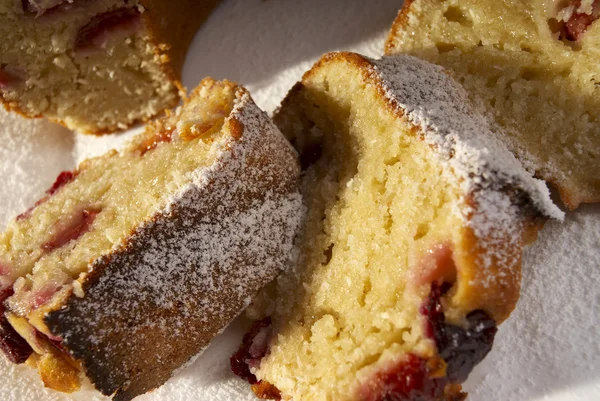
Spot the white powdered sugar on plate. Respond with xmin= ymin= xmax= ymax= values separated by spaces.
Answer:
xmin=0 ymin=1 xmax=598 ymax=401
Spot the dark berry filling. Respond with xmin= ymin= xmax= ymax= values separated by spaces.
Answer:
xmin=0 ymin=67 xmax=22 ymax=90
xmin=420 ymin=282 xmax=497 ymax=383
xmin=42 ymin=208 xmax=99 ymax=252
xmin=298 ymin=141 xmax=323 ymax=171
xmin=74 ymin=7 xmax=141 ymax=52
xmin=0 ymin=287 xmax=33 ymax=364
xmin=251 ymin=380 xmax=282 ymax=400
xmin=17 ymin=170 xmax=74 ymax=221
xmin=231 ymin=317 xmax=273 ymax=384
xmin=359 ymin=354 xmax=448 ymax=401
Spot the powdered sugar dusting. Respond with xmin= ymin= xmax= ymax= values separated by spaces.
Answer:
xmin=44 ymin=88 xmax=303 ymax=398
xmin=368 ymin=55 xmax=564 ymax=292
xmin=371 ymin=55 xmax=563 ymax=222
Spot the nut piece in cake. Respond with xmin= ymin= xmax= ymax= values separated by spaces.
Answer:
xmin=0 ymin=78 xmax=303 ymax=401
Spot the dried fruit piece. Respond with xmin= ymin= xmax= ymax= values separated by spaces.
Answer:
xmin=231 ymin=318 xmax=273 ymax=384
xmin=0 ymin=287 xmax=34 ymax=364
xmin=37 ymin=351 xmax=81 ymax=392
xmin=138 ymin=129 xmax=174 ymax=156
xmin=420 ymin=282 xmax=497 ymax=383
xmin=0 ymin=67 xmax=22 ymax=90
xmin=359 ymin=354 xmax=448 ymax=401
xmin=17 ymin=170 xmax=74 ymax=221
xmin=251 ymin=380 xmax=282 ymax=400
xmin=42 ymin=208 xmax=99 ymax=252
xmin=74 ymin=8 xmax=142 ymax=52
xmin=560 ymin=0 xmax=600 ymax=40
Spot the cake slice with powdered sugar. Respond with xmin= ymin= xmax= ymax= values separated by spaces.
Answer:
xmin=0 ymin=78 xmax=303 ymax=400
xmin=232 ymin=52 xmax=562 ymax=401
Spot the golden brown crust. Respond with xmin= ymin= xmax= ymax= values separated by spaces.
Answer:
xmin=139 ymin=0 xmax=221 ymax=85
xmin=384 ymin=0 xmax=416 ymax=54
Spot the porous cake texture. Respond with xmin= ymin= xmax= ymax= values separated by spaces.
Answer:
xmin=0 ymin=0 xmax=220 ymax=134
xmin=0 ymin=79 xmax=303 ymax=400
xmin=386 ymin=0 xmax=600 ymax=209
xmin=232 ymin=52 xmax=562 ymax=401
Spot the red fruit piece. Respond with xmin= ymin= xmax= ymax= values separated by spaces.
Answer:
xmin=0 ymin=68 xmax=22 ymax=90
xmin=298 ymin=141 xmax=323 ymax=171
xmin=562 ymin=0 xmax=600 ymax=40
xmin=420 ymin=282 xmax=497 ymax=383
xmin=46 ymin=171 xmax=74 ymax=196
xmin=42 ymin=208 xmax=99 ymax=252
xmin=138 ymin=129 xmax=174 ymax=156
xmin=16 ymin=170 xmax=74 ymax=221
xmin=359 ymin=354 xmax=447 ymax=401
xmin=74 ymin=7 xmax=142 ymax=52
xmin=231 ymin=318 xmax=273 ymax=384
xmin=0 ymin=287 xmax=34 ymax=364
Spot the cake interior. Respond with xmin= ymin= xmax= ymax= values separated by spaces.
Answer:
xmin=386 ymin=0 xmax=600 ymax=208
xmin=0 ymin=0 xmax=178 ymax=133
xmin=0 ymin=79 xmax=237 ymax=389
xmin=257 ymin=59 xmax=467 ymax=401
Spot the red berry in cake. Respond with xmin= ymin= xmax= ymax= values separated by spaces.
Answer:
xmin=75 ymin=8 xmax=142 ymax=52
xmin=16 ymin=170 xmax=74 ymax=221
xmin=0 ymin=67 xmax=22 ymax=90
xmin=46 ymin=171 xmax=74 ymax=196
xmin=42 ymin=208 xmax=99 ymax=252
xmin=359 ymin=354 xmax=448 ymax=401
xmin=421 ymin=282 xmax=497 ymax=383
xmin=562 ymin=0 xmax=600 ymax=41
xmin=0 ymin=287 xmax=33 ymax=364
xmin=231 ymin=318 xmax=273 ymax=384
xmin=298 ymin=141 xmax=323 ymax=170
